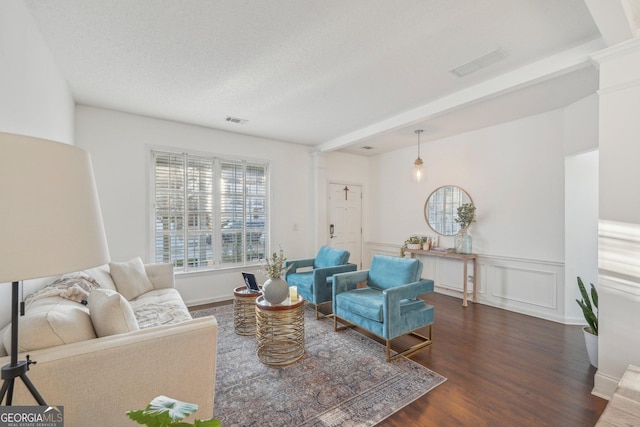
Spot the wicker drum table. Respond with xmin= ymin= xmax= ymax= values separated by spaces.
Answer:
xmin=233 ymin=286 xmax=262 ymax=335
xmin=255 ymin=295 xmax=305 ymax=366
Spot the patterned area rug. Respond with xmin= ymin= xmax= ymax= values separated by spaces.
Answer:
xmin=192 ymin=304 xmax=446 ymax=427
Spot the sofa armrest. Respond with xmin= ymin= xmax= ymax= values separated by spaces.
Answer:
xmin=144 ymin=262 xmax=175 ymax=290
xmin=0 ymin=316 xmax=217 ymax=427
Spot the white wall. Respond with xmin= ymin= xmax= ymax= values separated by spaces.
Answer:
xmin=564 ymin=150 xmax=599 ymax=323
xmin=0 ymin=1 xmax=75 ymax=330
xmin=75 ymin=106 xmax=371 ymax=306
xmin=366 ymin=105 xmax=599 ymax=322
xmin=0 ymin=1 xmax=74 ymax=142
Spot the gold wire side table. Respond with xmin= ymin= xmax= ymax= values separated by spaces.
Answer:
xmin=233 ymin=286 xmax=262 ymax=335
xmin=255 ymin=295 xmax=305 ymax=366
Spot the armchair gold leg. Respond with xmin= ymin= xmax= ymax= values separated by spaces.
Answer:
xmin=314 ymin=301 xmax=334 ymax=320
xmin=386 ymin=325 xmax=433 ymax=362
xmin=333 ymin=315 xmax=355 ymax=332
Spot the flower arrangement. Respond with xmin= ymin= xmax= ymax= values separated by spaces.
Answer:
xmin=455 ymin=203 xmax=476 ymax=230
xmin=261 ymin=248 xmax=292 ymax=279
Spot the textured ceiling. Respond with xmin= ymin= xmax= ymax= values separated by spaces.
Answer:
xmin=22 ymin=1 xmax=639 ymax=155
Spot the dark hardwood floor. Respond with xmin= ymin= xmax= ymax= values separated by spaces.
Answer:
xmin=381 ymin=293 xmax=607 ymax=427
xmin=191 ymin=292 xmax=607 ymax=426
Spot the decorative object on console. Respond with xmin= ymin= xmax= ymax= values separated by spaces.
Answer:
xmin=412 ymin=129 xmax=425 ymax=182
xmin=576 ymin=276 xmax=598 ymax=367
xmin=400 ymin=236 xmax=425 ymax=257
xmin=0 ymin=132 xmax=110 ymax=406
xmin=454 ymin=202 xmax=476 ymax=254
xmin=260 ymin=248 xmax=292 ymax=304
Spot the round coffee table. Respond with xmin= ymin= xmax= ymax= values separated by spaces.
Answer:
xmin=233 ymin=286 xmax=262 ymax=335
xmin=255 ymin=295 xmax=305 ymax=366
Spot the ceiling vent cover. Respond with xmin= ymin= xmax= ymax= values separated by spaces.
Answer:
xmin=225 ymin=116 xmax=248 ymax=124
xmin=450 ymin=48 xmax=508 ymax=78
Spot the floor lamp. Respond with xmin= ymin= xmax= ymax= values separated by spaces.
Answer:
xmin=0 ymin=132 xmax=110 ymax=406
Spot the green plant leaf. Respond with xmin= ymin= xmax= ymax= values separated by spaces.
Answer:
xmin=577 ymin=277 xmax=592 ymax=313
xmin=590 ymin=283 xmax=598 ymax=310
xmin=127 ymin=409 xmax=170 ymax=427
xmin=576 ymin=276 xmax=598 ymax=336
xmin=193 ymin=419 xmax=222 ymax=427
xmin=128 ymin=396 xmax=220 ymax=427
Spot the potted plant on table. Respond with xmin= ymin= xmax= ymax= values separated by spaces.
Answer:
xmin=576 ymin=276 xmax=598 ymax=368
xmin=260 ymin=248 xmax=292 ymax=304
xmin=401 ymin=236 xmax=426 ymax=257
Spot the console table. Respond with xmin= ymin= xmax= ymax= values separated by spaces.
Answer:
xmin=404 ymin=249 xmax=477 ymax=307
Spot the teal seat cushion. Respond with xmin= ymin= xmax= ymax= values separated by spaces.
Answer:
xmin=336 ymin=288 xmax=426 ymax=322
xmin=368 ymin=255 xmax=421 ymax=290
xmin=313 ymin=245 xmax=350 ymax=269
xmin=287 ymin=272 xmax=314 ymax=294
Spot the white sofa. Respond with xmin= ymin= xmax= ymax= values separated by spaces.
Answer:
xmin=0 ymin=258 xmax=218 ymax=427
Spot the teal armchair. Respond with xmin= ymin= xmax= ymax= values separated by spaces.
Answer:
xmin=333 ymin=254 xmax=434 ymax=361
xmin=285 ymin=245 xmax=357 ymax=319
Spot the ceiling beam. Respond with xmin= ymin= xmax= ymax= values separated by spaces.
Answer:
xmin=317 ymin=39 xmax=605 ymax=153
xmin=583 ymin=0 xmax=638 ymax=46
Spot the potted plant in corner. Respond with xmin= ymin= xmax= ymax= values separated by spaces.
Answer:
xmin=576 ymin=276 xmax=598 ymax=368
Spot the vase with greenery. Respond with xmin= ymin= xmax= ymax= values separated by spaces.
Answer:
xmin=127 ymin=395 xmax=220 ymax=427
xmin=576 ymin=276 xmax=598 ymax=367
xmin=455 ymin=203 xmax=476 ymax=254
xmin=261 ymin=248 xmax=292 ymax=304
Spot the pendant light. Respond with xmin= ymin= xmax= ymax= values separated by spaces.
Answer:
xmin=413 ymin=129 xmax=424 ymax=182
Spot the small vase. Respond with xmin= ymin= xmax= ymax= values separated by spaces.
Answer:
xmin=455 ymin=229 xmax=473 ymax=254
xmin=262 ymin=277 xmax=289 ymax=304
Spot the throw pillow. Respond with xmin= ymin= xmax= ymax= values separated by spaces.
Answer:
xmin=3 ymin=302 xmax=96 ymax=352
xmin=109 ymin=257 xmax=154 ymax=300
xmin=88 ymin=289 xmax=139 ymax=337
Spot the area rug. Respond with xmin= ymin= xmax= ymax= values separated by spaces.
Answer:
xmin=192 ymin=304 xmax=446 ymax=427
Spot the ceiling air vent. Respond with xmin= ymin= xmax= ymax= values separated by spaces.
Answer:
xmin=450 ymin=48 xmax=508 ymax=78
xmin=361 ymin=146 xmax=374 ymax=150
xmin=225 ymin=116 xmax=248 ymax=124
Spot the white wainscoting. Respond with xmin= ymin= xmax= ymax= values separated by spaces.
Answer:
xmin=365 ymin=242 xmax=566 ymax=323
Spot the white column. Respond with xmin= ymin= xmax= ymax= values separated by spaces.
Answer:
xmin=592 ymin=38 xmax=640 ymax=398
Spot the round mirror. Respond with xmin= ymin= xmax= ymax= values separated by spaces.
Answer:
xmin=424 ymin=186 xmax=473 ymax=236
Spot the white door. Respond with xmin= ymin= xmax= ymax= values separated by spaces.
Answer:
xmin=328 ymin=183 xmax=362 ymax=268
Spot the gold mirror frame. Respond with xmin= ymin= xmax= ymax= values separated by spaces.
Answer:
xmin=424 ymin=185 xmax=473 ymax=236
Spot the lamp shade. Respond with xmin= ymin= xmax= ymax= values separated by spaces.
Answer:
xmin=0 ymin=132 xmax=110 ymax=283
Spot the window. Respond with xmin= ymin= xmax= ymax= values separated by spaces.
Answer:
xmin=152 ymin=150 xmax=268 ymax=272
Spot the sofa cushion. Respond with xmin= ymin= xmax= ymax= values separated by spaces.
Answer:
xmin=109 ymin=257 xmax=154 ymax=300
xmin=2 ymin=297 xmax=96 ymax=352
xmin=88 ymin=289 xmax=139 ymax=337
xmin=130 ymin=289 xmax=192 ymax=329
